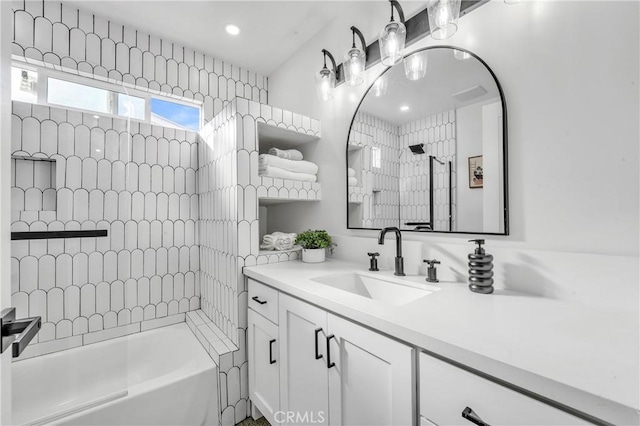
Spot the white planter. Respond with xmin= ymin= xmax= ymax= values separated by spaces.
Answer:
xmin=301 ymin=248 xmax=326 ymax=263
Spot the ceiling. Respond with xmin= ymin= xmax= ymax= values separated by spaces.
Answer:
xmin=359 ymin=47 xmax=501 ymax=125
xmin=63 ymin=1 xmax=426 ymax=77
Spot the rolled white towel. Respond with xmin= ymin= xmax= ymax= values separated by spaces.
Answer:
xmin=261 ymin=232 xmax=297 ymax=251
xmin=259 ymin=154 xmax=318 ymax=175
xmin=348 ymin=168 xmax=356 ymax=177
xmin=268 ymin=147 xmax=303 ymax=161
xmin=348 ymin=176 xmax=358 ymax=186
xmin=259 ymin=165 xmax=317 ymax=182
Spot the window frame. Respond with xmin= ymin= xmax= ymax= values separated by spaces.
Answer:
xmin=12 ymin=60 xmax=203 ymax=131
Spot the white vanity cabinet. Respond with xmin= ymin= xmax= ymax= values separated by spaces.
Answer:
xmin=248 ymin=279 xmax=413 ymax=426
xmin=279 ymin=293 xmax=413 ymax=426
xmin=327 ymin=313 xmax=413 ymax=426
xmin=248 ymin=280 xmax=281 ymax=425
xmin=278 ymin=292 xmax=330 ymax=425
xmin=419 ymin=353 xmax=589 ymax=426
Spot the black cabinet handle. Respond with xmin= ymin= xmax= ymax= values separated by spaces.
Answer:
xmin=462 ymin=407 xmax=490 ymax=426
xmin=269 ymin=339 xmax=276 ymax=364
xmin=326 ymin=334 xmax=335 ymax=368
xmin=252 ymin=296 xmax=267 ymax=305
xmin=314 ymin=328 xmax=323 ymax=360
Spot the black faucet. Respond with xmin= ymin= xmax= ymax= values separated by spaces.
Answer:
xmin=378 ymin=227 xmax=405 ymax=276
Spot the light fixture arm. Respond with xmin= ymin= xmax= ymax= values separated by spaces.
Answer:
xmin=389 ymin=0 xmax=406 ymax=24
xmin=322 ymin=49 xmax=337 ymax=72
xmin=350 ymin=26 xmax=366 ymax=50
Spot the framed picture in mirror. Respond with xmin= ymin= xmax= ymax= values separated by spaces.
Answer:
xmin=469 ymin=155 xmax=483 ymax=188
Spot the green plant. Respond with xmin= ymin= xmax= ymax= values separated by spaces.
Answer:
xmin=294 ymin=229 xmax=335 ymax=250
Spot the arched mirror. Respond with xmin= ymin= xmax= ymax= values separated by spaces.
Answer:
xmin=346 ymin=46 xmax=508 ymax=235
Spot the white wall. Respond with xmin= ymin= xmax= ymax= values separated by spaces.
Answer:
xmin=269 ymin=0 xmax=638 ymax=255
xmin=456 ymin=102 xmax=483 ymax=230
xmin=267 ymin=1 xmax=639 ymax=309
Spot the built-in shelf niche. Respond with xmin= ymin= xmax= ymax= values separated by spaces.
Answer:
xmin=256 ymin=117 xmax=321 ymax=257
xmin=11 ymin=155 xmax=57 ymax=213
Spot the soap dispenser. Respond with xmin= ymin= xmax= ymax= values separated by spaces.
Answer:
xmin=468 ymin=239 xmax=494 ymax=294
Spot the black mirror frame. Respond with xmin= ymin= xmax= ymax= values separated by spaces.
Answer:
xmin=345 ymin=45 xmax=509 ymax=236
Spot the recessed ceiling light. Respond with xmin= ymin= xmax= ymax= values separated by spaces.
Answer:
xmin=225 ymin=24 xmax=240 ymax=36
xmin=400 ymin=105 xmax=410 ymax=111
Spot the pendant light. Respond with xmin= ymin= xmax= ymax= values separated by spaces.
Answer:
xmin=344 ymin=26 xmax=367 ymax=86
xmin=379 ymin=0 xmax=406 ymax=66
xmin=454 ymin=49 xmax=471 ymax=60
xmin=371 ymin=76 xmax=387 ymax=97
xmin=426 ymin=0 xmax=462 ymax=40
xmin=316 ymin=49 xmax=337 ymax=101
xmin=404 ymin=50 xmax=428 ymax=81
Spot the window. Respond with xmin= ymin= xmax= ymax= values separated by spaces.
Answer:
xmin=151 ymin=98 xmax=201 ymax=131
xmin=48 ymin=77 xmax=111 ymax=115
xmin=372 ymin=147 xmax=382 ymax=169
xmin=11 ymin=63 xmax=201 ymax=131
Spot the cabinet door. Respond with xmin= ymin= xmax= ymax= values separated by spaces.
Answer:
xmin=327 ymin=314 xmax=414 ymax=426
xmin=279 ymin=294 xmax=329 ymax=426
xmin=248 ymin=309 xmax=280 ymax=425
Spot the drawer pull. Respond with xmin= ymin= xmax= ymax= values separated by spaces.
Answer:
xmin=269 ymin=339 xmax=276 ymax=364
xmin=252 ymin=296 xmax=267 ymax=305
xmin=314 ymin=328 xmax=323 ymax=360
xmin=462 ymin=407 xmax=490 ymax=426
xmin=326 ymin=334 xmax=336 ymax=368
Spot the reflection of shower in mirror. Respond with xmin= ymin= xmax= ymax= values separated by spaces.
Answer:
xmin=408 ymin=143 xmax=426 ymax=155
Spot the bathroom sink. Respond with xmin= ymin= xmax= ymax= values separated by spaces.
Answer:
xmin=311 ymin=272 xmax=436 ymax=306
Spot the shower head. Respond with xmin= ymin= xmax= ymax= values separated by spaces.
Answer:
xmin=430 ymin=155 xmax=445 ymax=165
xmin=408 ymin=143 xmax=425 ymax=155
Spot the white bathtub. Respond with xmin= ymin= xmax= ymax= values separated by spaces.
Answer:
xmin=12 ymin=323 xmax=218 ymax=426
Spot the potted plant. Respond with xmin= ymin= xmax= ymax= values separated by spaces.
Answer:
xmin=294 ymin=230 xmax=335 ymax=263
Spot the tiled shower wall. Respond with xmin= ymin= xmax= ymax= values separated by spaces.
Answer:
xmin=13 ymin=0 xmax=267 ymax=122
xmin=11 ymin=102 xmax=200 ymax=349
xmin=351 ymin=111 xmax=400 ymax=229
xmin=399 ymin=110 xmax=457 ymax=231
xmin=198 ymin=98 xmax=320 ymax=424
xmin=351 ymin=110 xmax=457 ymax=231
xmin=11 ymin=0 xmax=268 ymax=350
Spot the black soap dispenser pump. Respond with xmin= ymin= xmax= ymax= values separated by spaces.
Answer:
xmin=468 ymin=239 xmax=494 ymax=294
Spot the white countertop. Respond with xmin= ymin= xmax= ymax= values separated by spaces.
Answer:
xmin=244 ymin=258 xmax=639 ymax=425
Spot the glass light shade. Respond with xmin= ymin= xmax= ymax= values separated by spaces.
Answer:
xmin=379 ymin=21 xmax=406 ymax=66
xmin=371 ymin=76 xmax=387 ymax=97
xmin=315 ymin=67 xmax=335 ymax=101
xmin=404 ymin=51 xmax=428 ymax=81
xmin=454 ymin=49 xmax=471 ymax=60
xmin=343 ymin=47 xmax=366 ymax=86
xmin=427 ymin=0 xmax=462 ymax=40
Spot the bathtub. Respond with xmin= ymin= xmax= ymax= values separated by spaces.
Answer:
xmin=12 ymin=323 xmax=218 ymax=426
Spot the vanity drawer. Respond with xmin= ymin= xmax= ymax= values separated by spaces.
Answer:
xmin=248 ymin=279 xmax=279 ymax=324
xmin=419 ymin=353 xmax=588 ymax=426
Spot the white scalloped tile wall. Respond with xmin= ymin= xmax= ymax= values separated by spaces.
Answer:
xmin=351 ymin=112 xmax=400 ymax=229
xmin=12 ymin=1 xmax=268 ymax=121
xmin=198 ymin=97 xmax=320 ymax=424
xmin=351 ymin=111 xmax=457 ymax=230
xmin=11 ymin=102 xmax=200 ymax=352
xmin=11 ymin=157 xmax=57 ymax=212
xmin=399 ymin=110 xmax=457 ymax=231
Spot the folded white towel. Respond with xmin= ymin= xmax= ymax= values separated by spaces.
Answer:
xmin=268 ymin=147 xmax=303 ymax=161
xmin=260 ymin=232 xmax=297 ymax=251
xmin=259 ymin=165 xmax=317 ymax=182
xmin=259 ymin=154 xmax=318 ymax=175
xmin=348 ymin=168 xmax=356 ymax=177
xmin=348 ymin=177 xmax=358 ymax=186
